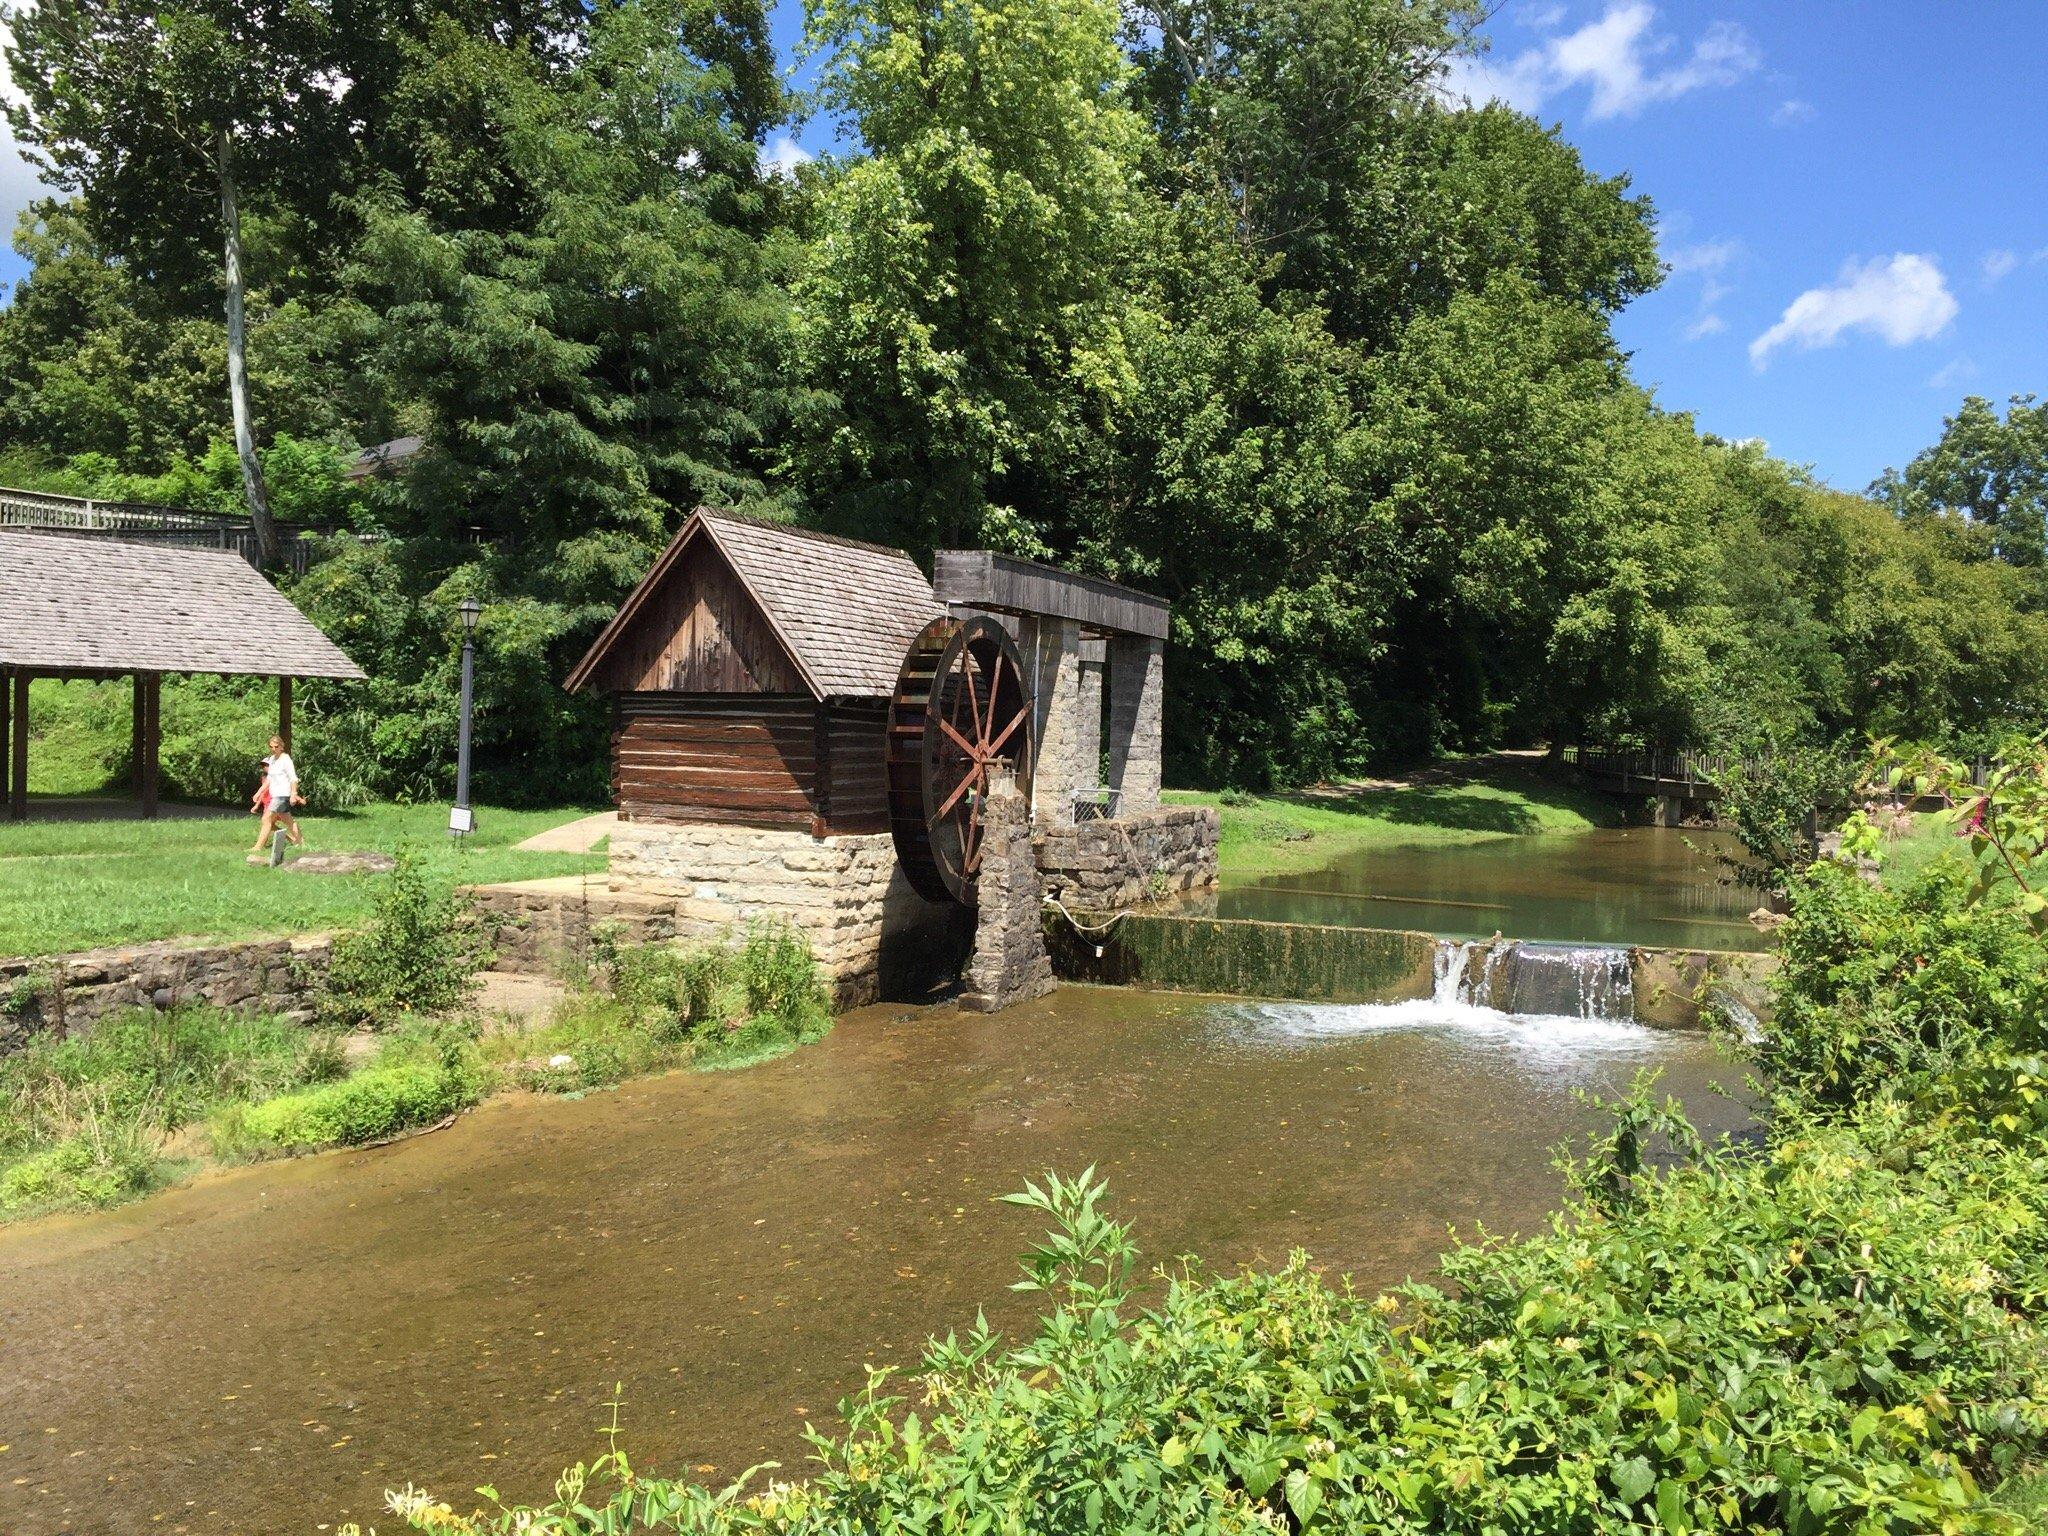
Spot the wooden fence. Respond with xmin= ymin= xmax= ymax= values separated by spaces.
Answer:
xmin=0 ymin=487 xmax=316 ymax=575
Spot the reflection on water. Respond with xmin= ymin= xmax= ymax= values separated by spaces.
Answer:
xmin=1208 ymin=827 xmax=1769 ymax=951
xmin=0 ymin=986 xmax=1753 ymax=1535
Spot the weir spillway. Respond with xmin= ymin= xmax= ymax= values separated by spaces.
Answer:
xmin=1046 ymin=910 xmax=1773 ymax=1028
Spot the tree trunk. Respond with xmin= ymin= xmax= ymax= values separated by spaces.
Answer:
xmin=216 ymin=128 xmax=281 ymax=571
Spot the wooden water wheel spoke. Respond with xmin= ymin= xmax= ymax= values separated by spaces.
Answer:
xmin=984 ymin=703 xmax=1028 ymax=759
xmin=886 ymin=615 xmax=1036 ymax=905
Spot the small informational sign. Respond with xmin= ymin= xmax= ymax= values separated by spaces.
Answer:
xmin=449 ymin=805 xmax=475 ymax=835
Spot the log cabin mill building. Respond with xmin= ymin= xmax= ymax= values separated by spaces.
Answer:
xmin=562 ymin=507 xmax=1216 ymax=1007
xmin=0 ymin=532 xmax=365 ymax=820
xmin=566 ymin=508 xmax=968 ymax=1003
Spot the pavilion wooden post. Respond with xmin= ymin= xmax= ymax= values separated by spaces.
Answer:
xmin=139 ymin=672 xmax=161 ymax=820
xmin=278 ymin=675 xmax=292 ymax=750
xmin=2 ymin=666 xmax=14 ymax=818
xmin=8 ymin=669 xmax=26 ymax=821
xmin=131 ymin=672 xmax=147 ymax=796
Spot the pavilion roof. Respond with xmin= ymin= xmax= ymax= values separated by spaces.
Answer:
xmin=0 ymin=532 xmax=365 ymax=680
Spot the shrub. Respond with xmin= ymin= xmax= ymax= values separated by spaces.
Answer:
xmin=366 ymin=1127 xmax=2048 ymax=1536
xmin=596 ymin=922 xmax=830 ymax=1070
xmin=0 ymin=1006 xmax=344 ymax=1215
xmin=1707 ymin=730 xmax=1856 ymax=893
xmin=212 ymin=1033 xmax=484 ymax=1156
xmin=321 ymin=845 xmax=492 ymax=1029
xmin=1761 ymin=858 xmax=2048 ymax=1110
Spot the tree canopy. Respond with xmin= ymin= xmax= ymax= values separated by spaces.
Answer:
xmin=2 ymin=0 xmax=2041 ymax=796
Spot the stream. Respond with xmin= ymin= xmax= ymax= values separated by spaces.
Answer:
xmin=0 ymin=984 xmax=1753 ymax=1535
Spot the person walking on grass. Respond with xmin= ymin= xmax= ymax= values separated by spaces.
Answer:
xmin=249 ymin=736 xmax=305 ymax=853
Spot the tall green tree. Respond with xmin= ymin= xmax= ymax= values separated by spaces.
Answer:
xmin=797 ymin=0 xmax=1147 ymax=553
xmin=1874 ymin=393 xmax=2048 ymax=568
xmin=351 ymin=0 xmax=791 ymax=606
xmin=2 ymin=0 xmax=363 ymax=562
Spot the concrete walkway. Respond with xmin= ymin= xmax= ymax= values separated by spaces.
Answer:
xmin=514 ymin=811 xmax=617 ymax=853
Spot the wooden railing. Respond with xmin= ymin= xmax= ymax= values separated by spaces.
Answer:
xmin=1562 ymin=743 xmax=1731 ymax=796
xmin=0 ymin=487 xmax=316 ymax=574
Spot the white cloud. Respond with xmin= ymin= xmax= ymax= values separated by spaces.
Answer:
xmin=1928 ymin=358 xmax=1978 ymax=391
xmin=1770 ymin=98 xmax=1816 ymax=127
xmin=1667 ymin=238 xmax=1740 ymax=276
xmin=1666 ymin=236 xmax=1740 ymax=339
xmin=1444 ymin=4 xmax=1760 ymax=121
xmin=1516 ymin=3 xmax=1568 ymax=29
xmin=759 ymin=133 xmax=813 ymax=179
xmin=1982 ymin=248 xmax=2019 ymax=285
xmin=1749 ymin=254 xmax=1958 ymax=368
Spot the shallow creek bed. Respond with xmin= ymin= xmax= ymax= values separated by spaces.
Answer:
xmin=0 ymin=984 xmax=1753 ymax=1534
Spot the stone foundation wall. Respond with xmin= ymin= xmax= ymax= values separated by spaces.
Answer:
xmin=0 ymin=936 xmax=333 ymax=1054
xmin=606 ymin=822 xmax=968 ymax=1008
xmin=1035 ymin=805 xmax=1220 ymax=912
xmin=467 ymin=878 xmax=679 ymax=979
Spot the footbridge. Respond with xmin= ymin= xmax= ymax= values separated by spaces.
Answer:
xmin=1562 ymin=744 xmax=1725 ymax=825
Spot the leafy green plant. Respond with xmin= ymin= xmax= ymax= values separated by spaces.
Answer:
xmin=1875 ymin=735 xmax=2048 ymax=925
xmin=1706 ymin=729 xmax=1856 ymax=893
xmin=320 ymin=844 xmax=492 ymax=1029
xmin=0 ymin=1006 xmax=345 ymax=1216
xmin=211 ymin=1029 xmax=484 ymax=1157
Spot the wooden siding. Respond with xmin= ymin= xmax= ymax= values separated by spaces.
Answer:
xmin=591 ymin=545 xmax=804 ymax=694
xmin=612 ymin=694 xmax=893 ymax=836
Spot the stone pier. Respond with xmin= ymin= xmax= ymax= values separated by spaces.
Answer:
xmin=1107 ymin=635 xmax=1164 ymax=813
xmin=958 ymin=772 xmax=1055 ymax=1012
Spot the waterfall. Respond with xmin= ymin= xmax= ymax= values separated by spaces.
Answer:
xmin=1433 ymin=938 xmax=1636 ymax=1022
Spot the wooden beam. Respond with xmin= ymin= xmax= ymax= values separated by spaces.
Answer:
xmin=933 ymin=549 xmax=1171 ymax=640
xmin=9 ymin=669 xmax=27 ymax=821
xmin=278 ymin=675 xmax=292 ymax=750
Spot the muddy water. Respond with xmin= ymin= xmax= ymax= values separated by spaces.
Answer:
xmin=1211 ymin=827 xmax=1770 ymax=952
xmin=0 ymin=987 xmax=1752 ymax=1535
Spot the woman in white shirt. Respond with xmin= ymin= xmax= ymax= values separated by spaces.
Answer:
xmin=248 ymin=735 xmax=305 ymax=853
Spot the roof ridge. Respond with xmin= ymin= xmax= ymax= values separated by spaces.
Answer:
xmin=693 ymin=505 xmax=919 ymax=565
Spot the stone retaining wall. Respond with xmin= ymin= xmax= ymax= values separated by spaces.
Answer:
xmin=0 ymin=935 xmax=333 ymax=1053
xmin=467 ymin=877 xmax=679 ymax=979
xmin=1035 ymin=805 xmax=1220 ymax=912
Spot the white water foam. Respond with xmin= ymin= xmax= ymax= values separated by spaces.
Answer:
xmin=1221 ymin=937 xmax=1660 ymax=1058
xmin=1226 ymin=998 xmax=1662 ymax=1057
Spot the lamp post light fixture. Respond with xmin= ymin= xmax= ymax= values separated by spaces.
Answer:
xmin=452 ymin=598 xmax=482 ymax=837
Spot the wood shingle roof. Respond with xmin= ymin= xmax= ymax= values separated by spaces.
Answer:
xmin=0 ymin=532 xmax=366 ymax=679
xmin=566 ymin=508 xmax=943 ymax=699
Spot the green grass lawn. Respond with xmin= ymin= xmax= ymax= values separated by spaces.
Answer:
xmin=0 ymin=802 xmax=604 ymax=957
xmin=1169 ymin=755 xmax=1620 ymax=878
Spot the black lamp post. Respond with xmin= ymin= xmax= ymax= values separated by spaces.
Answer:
xmin=452 ymin=598 xmax=481 ymax=837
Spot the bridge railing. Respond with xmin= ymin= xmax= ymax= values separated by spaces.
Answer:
xmin=1562 ymin=743 xmax=1732 ymax=792
xmin=0 ymin=486 xmax=316 ymax=574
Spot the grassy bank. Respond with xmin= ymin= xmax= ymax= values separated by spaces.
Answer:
xmin=2 ymin=924 xmax=831 ymax=1222
xmin=1170 ymin=753 xmax=1618 ymax=878
xmin=0 ymin=802 xmax=602 ymax=957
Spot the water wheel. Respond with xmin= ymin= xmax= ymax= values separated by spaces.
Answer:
xmin=886 ymin=615 xmax=1035 ymax=904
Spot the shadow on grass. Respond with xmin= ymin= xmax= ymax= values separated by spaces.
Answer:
xmin=1295 ymin=785 xmax=1547 ymax=834
xmin=1273 ymin=758 xmax=1618 ymax=836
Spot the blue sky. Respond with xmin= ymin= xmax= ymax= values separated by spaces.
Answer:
xmin=5 ymin=1 xmax=2043 ymax=492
